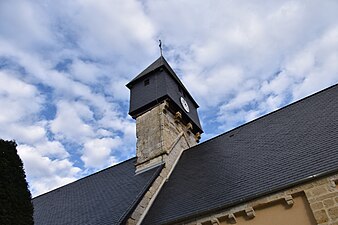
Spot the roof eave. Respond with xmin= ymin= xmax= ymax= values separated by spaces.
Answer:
xmin=158 ymin=167 xmax=338 ymax=225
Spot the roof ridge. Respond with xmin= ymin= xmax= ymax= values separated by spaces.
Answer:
xmin=127 ymin=56 xmax=164 ymax=86
xmin=32 ymin=157 xmax=137 ymax=199
xmin=186 ymin=82 xmax=338 ymax=152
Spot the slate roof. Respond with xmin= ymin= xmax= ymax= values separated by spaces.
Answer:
xmin=126 ymin=56 xmax=199 ymax=108
xmin=126 ymin=56 xmax=203 ymax=133
xmin=143 ymin=84 xmax=338 ymax=225
xmin=33 ymin=158 xmax=162 ymax=225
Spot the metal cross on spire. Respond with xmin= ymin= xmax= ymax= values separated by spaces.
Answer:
xmin=159 ymin=40 xmax=163 ymax=56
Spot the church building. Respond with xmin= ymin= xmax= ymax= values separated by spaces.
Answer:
xmin=33 ymin=56 xmax=338 ymax=225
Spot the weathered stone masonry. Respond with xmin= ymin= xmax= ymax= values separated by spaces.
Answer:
xmin=127 ymin=101 xmax=199 ymax=225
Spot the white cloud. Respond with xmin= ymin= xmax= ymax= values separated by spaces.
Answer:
xmin=81 ymin=137 xmax=122 ymax=169
xmin=35 ymin=0 xmax=156 ymax=62
xmin=34 ymin=140 xmax=69 ymax=159
xmin=261 ymin=72 xmax=292 ymax=97
xmin=149 ymin=0 xmax=338 ymax=133
xmin=50 ymin=100 xmax=95 ymax=142
xmin=0 ymin=0 xmax=157 ymax=195
xmin=17 ymin=144 xmax=80 ymax=196
xmin=0 ymin=71 xmax=43 ymax=123
xmin=285 ymin=26 xmax=338 ymax=100
xmin=109 ymin=78 xmax=130 ymax=101
xmin=0 ymin=1 xmax=56 ymax=50
xmin=0 ymin=71 xmax=48 ymax=146
xmin=96 ymin=128 xmax=113 ymax=137
xmin=220 ymin=90 xmax=259 ymax=112
xmin=1 ymin=0 xmax=338 ymax=196
xmin=70 ymin=59 xmax=104 ymax=84
xmin=4 ymin=124 xmax=46 ymax=144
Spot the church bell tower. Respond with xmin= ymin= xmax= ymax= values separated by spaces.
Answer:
xmin=126 ymin=56 xmax=203 ymax=173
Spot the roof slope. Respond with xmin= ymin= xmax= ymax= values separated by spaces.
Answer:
xmin=126 ymin=56 xmax=199 ymax=108
xmin=33 ymin=158 xmax=162 ymax=225
xmin=143 ymin=84 xmax=338 ymax=225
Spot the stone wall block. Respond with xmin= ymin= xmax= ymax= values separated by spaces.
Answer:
xmin=311 ymin=202 xmax=324 ymax=210
xmin=314 ymin=210 xmax=329 ymax=224
xmin=316 ymin=193 xmax=338 ymax=202
xmin=313 ymin=179 xmax=330 ymax=186
xmin=126 ymin=218 xmax=136 ymax=225
xmin=130 ymin=205 xmax=144 ymax=221
xmin=139 ymin=195 xmax=151 ymax=209
xmin=305 ymin=189 xmax=314 ymax=198
xmin=323 ymin=199 xmax=335 ymax=208
xmin=144 ymin=191 xmax=153 ymax=201
xmin=313 ymin=186 xmax=329 ymax=196
xmin=328 ymin=206 xmax=338 ymax=220
xmin=161 ymin=167 xmax=169 ymax=178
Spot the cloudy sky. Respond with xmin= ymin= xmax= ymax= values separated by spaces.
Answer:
xmin=1 ymin=0 xmax=338 ymax=197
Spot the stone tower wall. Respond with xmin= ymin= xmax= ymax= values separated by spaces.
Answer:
xmin=135 ymin=100 xmax=198 ymax=173
xmin=127 ymin=101 xmax=199 ymax=224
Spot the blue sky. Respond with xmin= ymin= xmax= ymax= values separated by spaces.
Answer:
xmin=1 ymin=0 xmax=338 ymax=197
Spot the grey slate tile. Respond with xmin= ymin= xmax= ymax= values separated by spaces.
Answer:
xmin=143 ymin=84 xmax=338 ymax=225
xmin=33 ymin=158 xmax=162 ymax=225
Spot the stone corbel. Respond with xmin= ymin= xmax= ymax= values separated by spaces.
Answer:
xmin=227 ymin=213 xmax=237 ymax=224
xmin=245 ymin=207 xmax=255 ymax=219
xmin=329 ymin=179 xmax=337 ymax=191
xmin=211 ymin=218 xmax=220 ymax=225
xmin=162 ymin=100 xmax=170 ymax=113
xmin=186 ymin=122 xmax=193 ymax=133
xmin=174 ymin=111 xmax=182 ymax=123
xmin=284 ymin=195 xmax=294 ymax=206
xmin=194 ymin=132 xmax=201 ymax=143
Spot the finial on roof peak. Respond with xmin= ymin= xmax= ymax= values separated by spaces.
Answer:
xmin=159 ymin=40 xmax=163 ymax=57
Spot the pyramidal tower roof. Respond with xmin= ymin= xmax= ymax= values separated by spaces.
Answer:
xmin=126 ymin=56 xmax=199 ymax=108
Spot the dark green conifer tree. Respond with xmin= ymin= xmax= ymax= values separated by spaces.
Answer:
xmin=0 ymin=139 xmax=34 ymax=225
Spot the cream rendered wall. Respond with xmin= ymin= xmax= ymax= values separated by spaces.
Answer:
xmin=219 ymin=194 xmax=316 ymax=225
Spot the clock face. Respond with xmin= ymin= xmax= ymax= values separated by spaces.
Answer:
xmin=180 ymin=97 xmax=190 ymax=113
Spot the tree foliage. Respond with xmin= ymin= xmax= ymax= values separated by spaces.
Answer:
xmin=0 ymin=139 xmax=34 ymax=225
